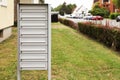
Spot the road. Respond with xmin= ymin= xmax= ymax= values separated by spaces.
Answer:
xmin=68 ymin=18 xmax=120 ymax=28
xmin=59 ymin=16 xmax=120 ymax=28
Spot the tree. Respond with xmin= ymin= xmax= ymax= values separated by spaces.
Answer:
xmin=89 ymin=2 xmax=110 ymax=18
xmin=53 ymin=2 xmax=76 ymax=15
xmin=113 ymin=0 xmax=120 ymax=8
xmin=53 ymin=4 xmax=62 ymax=11
xmin=66 ymin=4 xmax=76 ymax=14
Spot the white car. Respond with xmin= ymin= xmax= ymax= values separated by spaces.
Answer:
xmin=84 ymin=15 xmax=93 ymax=20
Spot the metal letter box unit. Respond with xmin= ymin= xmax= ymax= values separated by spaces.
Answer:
xmin=17 ymin=4 xmax=51 ymax=80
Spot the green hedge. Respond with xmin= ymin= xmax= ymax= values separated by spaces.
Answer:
xmin=59 ymin=18 xmax=120 ymax=51
xmin=78 ymin=23 xmax=120 ymax=51
xmin=109 ymin=13 xmax=120 ymax=19
xmin=59 ymin=18 xmax=78 ymax=29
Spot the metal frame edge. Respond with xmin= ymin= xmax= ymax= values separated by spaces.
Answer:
xmin=17 ymin=3 xmax=21 ymax=80
xmin=48 ymin=4 xmax=51 ymax=80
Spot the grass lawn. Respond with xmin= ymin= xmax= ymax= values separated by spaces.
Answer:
xmin=0 ymin=23 xmax=120 ymax=80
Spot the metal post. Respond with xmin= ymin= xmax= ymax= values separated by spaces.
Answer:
xmin=17 ymin=70 xmax=21 ymax=80
xmin=48 ymin=4 xmax=51 ymax=80
xmin=17 ymin=4 xmax=21 ymax=80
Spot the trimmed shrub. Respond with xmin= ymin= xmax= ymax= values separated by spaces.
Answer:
xmin=59 ymin=17 xmax=120 ymax=51
xmin=109 ymin=13 xmax=120 ymax=19
xmin=58 ymin=18 xmax=64 ymax=24
xmin=78 ymin=22 xmax=120 ymax=51
xmin=90 ymin=6 xmax=110 ymax=18
xmin=59 ymin=18 xmax=78 ymax=29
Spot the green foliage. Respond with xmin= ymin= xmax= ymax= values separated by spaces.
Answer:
xmin=53 ymin=4 xmax=62 ymax=11
xmin=93 ymin=2 xmax=101 ymax=8
xmin=65 ymin=4 xmax=77 ymax=14
xmin=52 ymin=23 xmax=120 ymax=80
xmin=113 ymin=0 xmax=120 ymax=8
xmin=1 ymin=23 xmax=120 ymax=80
xmin=90 ymin=2 xmax=110 ymax=18
xmin=59 ymin=10 xmax=64 ymax=16
xmin=53 ymin=2 xmax=76 ymax=15
xmin=59 ymin=18 xmax=120 ymax=51
xmin=109 ymin=13 xmax=120 ymax=19
xmin=59 ymin=18 xmax=78 ymax=29
xmin=78 ymin=22 xmax=120 ymax=51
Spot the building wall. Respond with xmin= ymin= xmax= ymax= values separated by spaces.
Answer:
xmin=14 ymin=0 xmax=41 ymax=22
xmin=20 ymin=0 xmax=41 ymax=3
xmin=0 ymin=0 xmax=14 ymax=42
xmin=14 ymin=0 xmax=20 ymax=22
xmin=0 ymin=27 xmax=12 ymax=42
xmin=20 ymin=0 xmax=33 ymax=3
xmin=109 ymin=0 xmax=115 ymax=12
xmin=0 ymin=0 xmax=14 ymax=29
xmin=93 ymin=0 xmax=116 ymax=12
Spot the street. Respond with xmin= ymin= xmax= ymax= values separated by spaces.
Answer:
xmin=67 ymin=18 xmax=120 ymax=28
xmin=60 ymin=16 xmax=120 ymax=28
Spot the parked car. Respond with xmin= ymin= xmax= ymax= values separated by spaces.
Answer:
xmin=72 ymin=14 xmax=83 ymax=19
xmin=91 ymin=16 xmax=103 ymax=20
xmin=116 ymin=16 xmax=120 ymax=22
xmin=84 ymin=15 xmax=93 ymax=20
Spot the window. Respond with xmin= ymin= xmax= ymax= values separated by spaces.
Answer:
xmin=103 ymin=0 xmax=110 ymax=3
xmin=0 ymin=0 xmax=7 ymax=6
xmin=103 ymin=0 xmax=109 ymax=2
xmin=94 ymin=0 xmax=99 ymax=3
xmin=0 ymin=30 xmax=3 ymax=38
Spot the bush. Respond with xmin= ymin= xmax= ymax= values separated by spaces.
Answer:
xmin=59 ymin=10 xmax=64 ymax=16
xmin=78 ymin=22 xmax=120 ymax=51
xmin=59 ymin=18 xmax=78 ymax=29
xmin=58 ymin=18 xmax=64 ymax=24
xmin=59 ymin=17 xmax=120 ymax=51
xmin=90 ymin=6 xmax=110 ymax=18
xmin=109 ymin=13 xmax=120 ymax=19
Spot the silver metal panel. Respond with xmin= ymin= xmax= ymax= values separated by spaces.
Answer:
xmin=20 ymin=45 xmax=47 ymax=51
xmin=20 ymin=28 xmax=47 ymax=35
xmin=20 ymin=5 xmax=47 ymax=10
xmin=20 ymin=13 xmax=47 ymax=20
xmin=21 ymin=42 xmax=47 ymax=46
xmin=20 ymin=9 xmax=47 ymax=13
xmin=21 ymin=67 xmax=47 ymax=70
xmin=20 ymin=37 xmax=47 ymax=45
xmin=20 ymin=37 xmax=47 ymax=43
xmin=20 ymin=54 xmax=47 ymax=61
xmin=21 ymin=51 xmax=47 ymax=54
xmin=20 ymin=34 xmax=48 ymax=38
xmin=20 ymin=21 xmax=47 ymax=27
xmin=18 ymin=4 xmax=51 ymax=80
xmin=20 ymin=62 xmax=47 ymax=70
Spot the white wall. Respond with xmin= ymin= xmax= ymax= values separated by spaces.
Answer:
xmin=0 ymin=0 xmax=14 ymax=42
xmin=0 ymin=27 xmax=12 ymax=42
xmin=20 ymin=0 xmax=40 ymax=3
xmin=20 ymin=0 xmax=33 ymax=3
xmin=0 ymin=0 xmax=14 ymax=29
